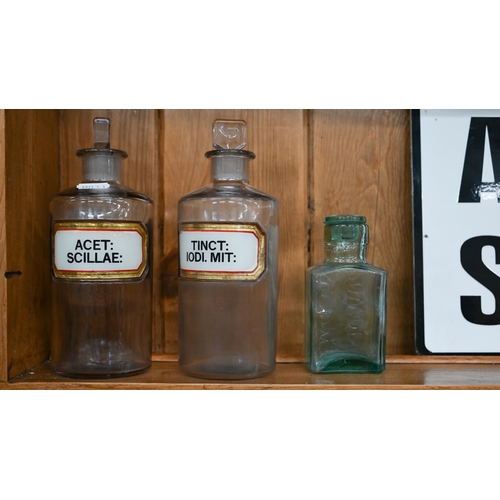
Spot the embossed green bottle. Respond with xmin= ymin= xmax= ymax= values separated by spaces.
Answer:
xmin=305 ymin=215 xmax=387 ymax=373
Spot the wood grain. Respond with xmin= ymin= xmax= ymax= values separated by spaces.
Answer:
xmin=0 ymin=110 xmax=7 ymax=382
xmin=59 ymin=110 xmax=159 ymax=197
xmin=310 ymin=110 xmax=414 ymax=355
xmin=160 ymin=110 xmax=308 ymax=356
xmin=58 ymin=110 xmax=163 ymax=353
xmin=4 ymin=110 xmax=60 ymax=378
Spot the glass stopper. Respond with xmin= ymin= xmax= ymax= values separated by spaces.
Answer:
xmin=93 ymin=117 xmax=111 ymax=149
xmin=212 ymin=119 xmax=247 ymax=150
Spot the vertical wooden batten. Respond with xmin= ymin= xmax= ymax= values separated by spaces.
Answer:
xmin=309 ymin=110 xmax=413 ymax=354
xmin=0 ymin=110 xmax=7 ymax=382
xmin=161 ymin=110 xmax=309 ymax=358
xmin=4 ymin=110 xmax=60 ymax=378
xmin=58 ymin=110 xmax=162 ymax=352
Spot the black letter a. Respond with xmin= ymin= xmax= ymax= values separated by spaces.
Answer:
xmin=458 ymin=117 xmax=500 ymax=202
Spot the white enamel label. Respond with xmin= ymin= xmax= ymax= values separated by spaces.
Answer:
xmin=179 ymin=223 xmax=266 ymax=280
xmin=53 ymin=222 xmax=147 ymax=279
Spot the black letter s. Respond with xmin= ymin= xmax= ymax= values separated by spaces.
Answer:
xmin=460 ymin=236 xmax=500 ymax=325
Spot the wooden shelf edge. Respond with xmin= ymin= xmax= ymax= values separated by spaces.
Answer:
xmin=3 ymin=358 xmax=500 ymax=389
xmin=387 ymin=355 xmax=500 ymax=364
xmin=151 ymin=354 xmax=500 ymax=365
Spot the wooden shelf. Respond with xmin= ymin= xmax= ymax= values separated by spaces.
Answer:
xmin=5 ymin=356 xmax=500 ymax=389
xmin=4 ymin=110 xmax=497 ymax=391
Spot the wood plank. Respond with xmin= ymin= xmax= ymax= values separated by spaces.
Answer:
xmin=0 ymin=110 xmax=7 ymax=382
xmin=6 ymin=358 xmax=500 ymax=389
xmin=59 ymin=110 xmax=159 ymax=197
xmin=152 ymin=353 xmax=500 ymax=364
xmin=58 ymin=110 xmax=163 ymax=353
xmin=5 ymin=110 xmax=60 ymax=378
xmin=160 ymin=110 xmax=308 ymax=356
xmin=310 ymin=110 xmax=414 ymax=355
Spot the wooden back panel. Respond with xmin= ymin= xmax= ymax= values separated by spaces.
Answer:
xmin=59 ymin=110 xmax=163 ymax=353
xmin=160 ymin=110 xmax=309 ymax=357
xmin=4 ymin=110 xmax=60 ymax=378
xmin=2 ymin=109 xmax=413 ymax=379
xmin=310 ymin=110 xmax=413 ymax=354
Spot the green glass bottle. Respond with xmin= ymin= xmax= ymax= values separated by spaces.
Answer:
xmin=305 ymin=215 xmax=387 ymax=373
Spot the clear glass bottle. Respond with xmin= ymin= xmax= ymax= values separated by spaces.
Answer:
xmin=177 ymin=119 xmax=279 ymax=379
xmin=49 ymin=117 xmax=153 ymax=378
xmin=305 ymin=215 xmax=387 ymax=373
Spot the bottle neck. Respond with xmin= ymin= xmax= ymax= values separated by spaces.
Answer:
xmin=82 ymin=153 xmax=122 ymax=182
xmin=324 ymin=242 xmax=367 ymax=264
xmin=206 ymin=149 xmax=255 ymax=183
xmin=323 ymin=221 xmax=368 ymax=264
xmin=210 ymin=154 xmax=250 ymax=182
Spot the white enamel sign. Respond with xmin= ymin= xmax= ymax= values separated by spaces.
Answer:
xmin=413 ymin=109 xmax=500 ymax=353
